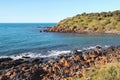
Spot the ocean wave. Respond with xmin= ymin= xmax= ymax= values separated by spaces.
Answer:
xmin=82 ymin=45 xmax=110 ymax=50
xmin=0 ymin=50 xmax=71 ymax=60
xmin=0 ymin=45 xmax=110 ymax=60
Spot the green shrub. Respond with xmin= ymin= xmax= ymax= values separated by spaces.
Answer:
xmin=56 ymin=10 xmax=120 ymax=32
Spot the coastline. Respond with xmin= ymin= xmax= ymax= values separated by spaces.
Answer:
xmin=0 ymin=46 xmax=120 ymax=80
xmin=44 ymin=27 xmax=120 ymax=35
xmin=43 ymin=10 xmax=120 ymax=35
xmin=0 ymin=1 xmax=119 ymax=80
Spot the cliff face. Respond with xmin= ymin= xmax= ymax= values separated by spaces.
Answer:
xmin=47 ymin=10 xmax=120 ymax=33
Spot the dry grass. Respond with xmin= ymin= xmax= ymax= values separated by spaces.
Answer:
xmin=63 ymin=62 xmax=120 ymax=80
xmin=76 ymin=62 xmax=120 ymax=80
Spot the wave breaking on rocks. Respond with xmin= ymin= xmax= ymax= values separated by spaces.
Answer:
xmin=1 ymin=45 xmax=120 ymax=80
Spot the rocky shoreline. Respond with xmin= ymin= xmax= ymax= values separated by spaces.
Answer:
xmin=43 ymin=26 xmax=120 ymax=35
xmin=0 ymin=46 xmax=120 ymax=80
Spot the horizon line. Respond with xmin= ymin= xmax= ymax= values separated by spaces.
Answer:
xmin=0 ymin=22 xmax=57 ymax=23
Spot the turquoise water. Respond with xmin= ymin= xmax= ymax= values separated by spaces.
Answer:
xmin=0 ymin=23 xmax=120 ymax=58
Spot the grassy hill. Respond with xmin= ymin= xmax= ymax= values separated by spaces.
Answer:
xmin=47 ymin=10 xmax=120 ymax=33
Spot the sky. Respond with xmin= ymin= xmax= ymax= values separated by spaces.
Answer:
xmin=0 ymin=0 xmax=120 ymax=23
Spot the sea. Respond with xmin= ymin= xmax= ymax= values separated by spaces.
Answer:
xmin=0 ymin=23 xmax=120 ymax=59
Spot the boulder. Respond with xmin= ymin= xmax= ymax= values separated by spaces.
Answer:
xmin=96 ymin=46 xmax=102 ymax=49
xmin=31 ymin=68 xmax=47 ymax=80
xmin=5 ymin=71 xmax=11 ymax=76
xmin=89 ymin=49 xmax=97 ymax=58
xmin=106 ymin=46 xmax=116 ymax=53
xmin=83 ymin=53 xmax=89 ymax=61
xmin=73 ymin=50 xmax=82 ymax=56
xmin=0 ymin=75 xmax=10 ymax=80
xmin=0 ymin=58 xmax=13 ymax=62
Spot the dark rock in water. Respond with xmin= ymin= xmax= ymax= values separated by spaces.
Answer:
xmin=59 ymin=55 xmax=65 ymax=59
xmin=73 ymin=50 xmax=82 ymax=56
xmin=14 ymin=59 xmax=24 ymax=62
xmin=0 ymin=59 xmax=26 ymax=70
xmin=96 ymin=46 xmax=103 ymax=56
xmin=13 ymin=59 xmax=27 ymax=67
xmin=39 ymin=30 xmax=43 ymax=32
xmin=0 ymin=58 xmax=13 ymax=62
xmin=43 ymin=29 xmax=49 ymax=32
xmin=96 ymin=46 xmax=102 ymax=49
xmin=32 ymin=58 xmax=40 ymax=62
xmin=22 ymin=56 xmax=30 ymax=59
xmin=37 ymin=26 xmax=50 ymax=28
xmin=32 ymin=58 xmax=44 ymax=63
xmin=73 ymin=50 xmax=78 ymax=54
xmin=32 ymin=58 xmax=40 ymax=63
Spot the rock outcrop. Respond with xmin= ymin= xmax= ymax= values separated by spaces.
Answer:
xmin=0 ymin=46 xmax=120 ymax=79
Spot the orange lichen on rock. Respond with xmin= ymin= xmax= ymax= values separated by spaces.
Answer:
xmin=60 ymin=57 xmax=69 ymax=67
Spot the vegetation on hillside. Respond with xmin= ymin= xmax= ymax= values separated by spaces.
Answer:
xmin=48 ymin=10 xmax=120 ymax=33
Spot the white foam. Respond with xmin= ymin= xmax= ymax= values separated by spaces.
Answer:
xmin=47 ymin=50 xmax=71 ymax=57
xmin=104 ymin=45 xmax=110 ymax=48
xmin=82 ymin=45 xmax=110 ymax=50
xmin=0 ymin=45 xmax=110 ymax=60
xmin=0 ymin=50 xmax=71 ymax=60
